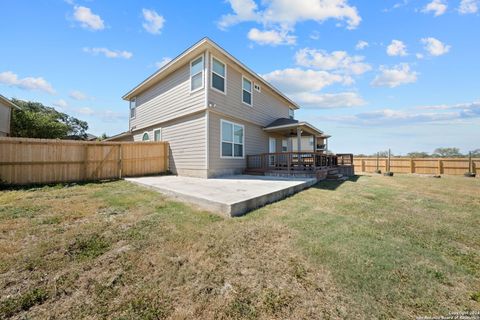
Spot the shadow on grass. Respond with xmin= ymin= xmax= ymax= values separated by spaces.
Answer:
xmin=311 ymin=175 xmax=360 ymax=191
xmin=0 ymin=179 xmax=118 ymax=192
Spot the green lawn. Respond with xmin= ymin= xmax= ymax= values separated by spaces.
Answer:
xmin=0 ymin=175 xmax=479 ymax=319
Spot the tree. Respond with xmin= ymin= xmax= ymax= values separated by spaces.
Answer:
xmin=374 ymin=150 xmax=393 ymax=157
xmin=432 ymin=147 xmax=463 ymax=158
xmin=11 ymin=99 xmax=88 ymax=139
xmin=407 ymin=151 xmax=430 ymax=158
xmin=470 ymin=149 xmax=480 ymax=157
xmin=96 ymin=133 xmax=109 ymax=141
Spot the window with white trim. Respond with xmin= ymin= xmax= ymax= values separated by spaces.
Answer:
xmin=282 ymin=139 xmax=288 ymax=152
xmin=130 ymin=98 xmax=136 ymax=118
xmin=211 ymin=57 xmax=226 ymax=93
xmin=142 ymin=132 xmax=150 ymax=141
xmin=242 ymin=76 xmax=252 ymax=106
xmin=153 ymin=128 xmax=162 ymax=141
xmin=221 ymin=120 xmax=244 ymax=158
xmin=190 ymin=55 xmax=204 ymax=92
xmin=288 ymin=108 xmax=294 ymax=119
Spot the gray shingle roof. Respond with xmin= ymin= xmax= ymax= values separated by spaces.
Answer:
xmin=265 ymin=118 xmax=299 ymax=128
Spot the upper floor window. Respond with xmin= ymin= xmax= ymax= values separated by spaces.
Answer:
xmin=221 ymin=119 xmax=244 ymax=158
xmin=242 ymin=76 xmax=252 ymax=106
xmin=288 ymin=108 xmax=294 ymax=119
xmin=153 ymin=128 xmax=162 ymax=141
xmin=190 ymin=55 xmax=204 ymax=92
xmin=211 ymin=57 xmax=226 ymax=93
xmin=142 ymin=132 xmax=150 ymax=141
xmin=130 ymin=98 xmax=136 ymax=119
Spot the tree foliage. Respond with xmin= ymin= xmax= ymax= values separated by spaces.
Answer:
xmin=432 ymin=147 xmax=463 ymax=158
xmin=11 ymin=99 xmax=88 ymax=139
xmin=407 ymin=151 xmax=430 ymax=158
xmin=469 ymin=149 xmax=480 ymax=157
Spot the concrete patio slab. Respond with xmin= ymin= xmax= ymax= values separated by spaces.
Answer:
xmin=125 ymin=175 xmax=317 ymax=217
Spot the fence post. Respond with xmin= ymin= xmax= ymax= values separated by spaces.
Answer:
xmin=437 ymin=159 xmax=443 ymax=175
xmin=118 ymin=144 xmax=123 ymax=179
xmin=83 ymin=144 xmax=89 ymax=181
xmin=410 ymin=158 xmax=414 ymax=173
xmin=361 ymin=159 xmax=365 ymax=172
xmin=388 ymin=149 xmax=391 ymax=172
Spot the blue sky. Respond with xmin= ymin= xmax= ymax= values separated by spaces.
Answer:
xmin=0 ymin=0 xmax=479 ymax=154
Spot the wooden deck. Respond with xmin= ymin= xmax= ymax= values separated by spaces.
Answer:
xmin=246 ymin=152 xmax=353 ymax=174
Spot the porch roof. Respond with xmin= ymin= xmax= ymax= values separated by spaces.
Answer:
xmin=263 ymin=118 xmax=326 ymax=137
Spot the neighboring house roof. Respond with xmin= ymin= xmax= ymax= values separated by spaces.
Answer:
xmin=64 ymin=133 xmax=97 ymax=141
xmin=122 ymin=37 xmax=300 ymax=110
xmin=105 ymin=131 xmax=133 ymax=141
xmin=0 ymin=95 xmax=20 ymax=110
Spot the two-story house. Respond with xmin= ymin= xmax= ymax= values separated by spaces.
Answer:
xmin=118 ymin=38 xmax=332 ymax=178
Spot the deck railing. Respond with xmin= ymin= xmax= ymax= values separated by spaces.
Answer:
xmin=336 ymin=153 xmax=354 ymax=166
xmin=247 ymin=152 xmax=347 ymax=172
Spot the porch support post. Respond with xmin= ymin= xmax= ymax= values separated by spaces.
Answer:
xmin=313 ymin=135 xmax=316 ymax=152
xmin=296 ymin=127 xmax=302 ymax=152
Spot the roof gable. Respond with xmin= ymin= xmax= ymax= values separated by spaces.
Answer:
xmin=122 ymin=37 xmax=299 ymax=110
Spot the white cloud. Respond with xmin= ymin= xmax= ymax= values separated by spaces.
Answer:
xmin=142 ymin=9 xmax=165 ymax=35
xmin=291 ymin=92 xmax=366 ymax=108
xmin=422 ymin=0 xmax=447 ymax=16
xmin=155 ymin=57 xmax=172 ymax=69
xmin=295 ymin=48 xmax=371 ymax=75
xmin=421 ymin=37 xmax=451 ymax=56
xmin=218 ymin=0 xmax=260 ymax=29
xmin=83 ymin=47 xmax=133 ymax=59
xmin=386 ymin=40 xmax=408 ymax=56
xmin=53 ymin=99 xmax=68 ymax=109
xmin=69 ymin=90 xmax=88 ymax=101
xmin=371 ymin=64 xmax=418 ymax=88
xmin=73 ymin=6 xmax=105 ymax=30
xmin=458 ymin=0 xmax=479 ymax=14
xmin=355 ymin=40 xmax=369 ymax=50
xmin=324 ymin=101 xmax=480 ymax=126
xmin=262 ymin=68 xmax=363 ymax=109
xmin=74 ymin=107 xmax=126 ymax=122
xmin=262 ymin=68 xmax=346 ymax=94
xmin=309 ymin=31 xmax=320 ymax=40
xmin=247 ymin=28 xmax=296 ymax=46
xmin=0 ymin=71 xmax=56 ymax=94
xmin=416 ymin=53 xmax=425 ymax=59
xmin=218 ymin=0 xmax=361 ymax=45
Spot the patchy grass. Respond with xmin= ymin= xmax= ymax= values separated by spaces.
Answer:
xmin=0 ymin=175 xmax=479 ymax=319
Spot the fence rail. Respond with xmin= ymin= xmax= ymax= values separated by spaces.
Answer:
xmin=0 ymin=137 xmax=169 ymax=185
xmin=353 ymin=157 xmax=479 ymax=176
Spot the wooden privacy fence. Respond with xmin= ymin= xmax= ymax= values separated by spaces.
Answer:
xmin=0 ymin=137 xmax=169 ymax=185
xmin=353 ymin=157 xmax=479 ymax=176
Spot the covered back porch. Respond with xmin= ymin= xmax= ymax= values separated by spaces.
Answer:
xmin=245 ymin=118 xmax=353 ymax=177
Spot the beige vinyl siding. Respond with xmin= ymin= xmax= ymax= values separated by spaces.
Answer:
xmin=208 ymin=49 xmax=291 ymax=127
xmin=0 ymin=102 xmax=12 ymax=136
xmin=133 ymin=112 xmax=207 ymax=177
xmin=208 ymin=111 xmax=272 ymax=176
xmin=290 ymin=136 xmax=315 ymax=152
xmin=130 ymin=59 xmax=206 ymax=132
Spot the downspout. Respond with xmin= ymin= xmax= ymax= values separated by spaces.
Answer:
xmin=205 ymin=50 xmax=210 ymax=172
